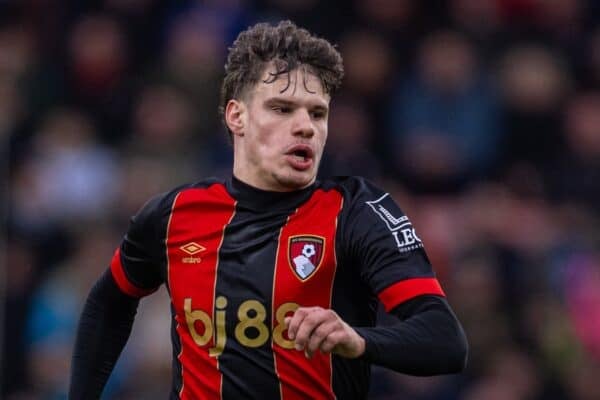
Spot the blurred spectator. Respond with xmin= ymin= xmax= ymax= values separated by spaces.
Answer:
xmin=11 ymin=108 xmax=119 ymax=228
xmin=68 ymin=15 xmax=127 ymax=98
xmin=116 ymin=156 xmax=178 ymax=222
xmin=584 ymin=27 xmax=600 ymax=88
xmin=405 ymin=196 xmax=466 ymax=282
xmin=116 ymin=288 xmax=173 ymax=399
xmin=340 ymin=30 xmax=394 ymax=99
xmin=449 ymin=0 xmax=503 ymax=40
xmin=338 ymin=29 xmax=396 ymax=159
xmin=0 ymin=24 xmax=32 ymax=144
xmin=497 ymin=44 xmax=570 ymax=171
xmin=265 ymin=0 xmax=319 ymax=14
xmin=0 ymin=23 xmax=35 ymax=81
xmin=447 ymin=245 xmax=512 ymax=374
xmin=319 ymin=96 xmax=383 ymax=181
xmin=3 ymin=239 xmax=37 ymax=395
xmin=548 ymin=92 xmax=600 ymax=215
xmin=67 ymin=14 xmax=134 ymax=142
xmin=258 ymin=0 xmax=347 ymax=39
xmin=564 ymin=253 xmax=600 ymax=361
xmin=103 ymin=0 xmax=171 ymax=70
xmin=0 ymin=77 xmax=22 ymax=140
xmin=563 ymin=353 xmax=600 ymax=400
xmin=157 ymin=7 xmax=236 ymax=166
xmin=370 ymin=368 xmax=461 ymax=400
xmin=475 ymin=346 xmax=543 ymax=400
xmin=354 ymin=0 xmax=415 ymax=34
xmin=531 ymin=0 xmax=584 ymax=45
xmin=389 ymin=30 xmax=500 ymax=193
xmin=23 ymin=225 xmax=136 ymax=399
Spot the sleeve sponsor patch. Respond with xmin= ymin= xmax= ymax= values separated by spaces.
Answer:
xmin=366 ymin=193 xmax=424 ymax=253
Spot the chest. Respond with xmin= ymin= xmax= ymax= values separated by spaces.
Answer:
xmin=165 ymin=189 xmax=344 ymax=330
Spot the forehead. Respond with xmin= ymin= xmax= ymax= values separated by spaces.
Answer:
xmin=250 ymin=65 xmax=330 ymax=105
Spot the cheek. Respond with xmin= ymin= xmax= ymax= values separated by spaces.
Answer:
xmin=317 ymin=126 xmax=328 ymax=149
xmin=249 ymin=119 xmax=284 ymax=161
xmin=258 ymin=120 xmax=291 ymax=151
xmin=251 ymin=113 xmax=278 ymax=142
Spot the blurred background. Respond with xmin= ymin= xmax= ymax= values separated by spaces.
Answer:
xmin=2 ymin=0 xmax=600 ymax=399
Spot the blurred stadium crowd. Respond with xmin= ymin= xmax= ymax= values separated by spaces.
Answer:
xmin=2 ymin=0 xmax=600 ymax=399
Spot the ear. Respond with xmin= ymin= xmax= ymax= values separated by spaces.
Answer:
xmin=225 ymin=99 xmax=246 ymax=137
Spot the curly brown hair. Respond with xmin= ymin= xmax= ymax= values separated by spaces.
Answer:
xmin=220 ymin=20 xmax=344 ymax=135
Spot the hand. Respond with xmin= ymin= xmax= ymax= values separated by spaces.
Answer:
xmin=285 ymin=306 xmax=366 ymax=359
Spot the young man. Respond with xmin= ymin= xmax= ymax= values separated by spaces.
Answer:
xmin=69 ymin=21 xmax=467 ymax=399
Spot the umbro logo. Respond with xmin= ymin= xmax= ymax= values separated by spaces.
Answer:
xmin=180 ymin=242 xmax=205 ymax=264
xmin=180 ymin=242 xmax=205 ymax=255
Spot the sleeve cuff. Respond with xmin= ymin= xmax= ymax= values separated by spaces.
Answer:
xmin=377 ymin=278 xmax=445 ymax=312
xmin=110 ymin=248 xmax=158 ymax=298
xmin=353 ymin=327 xmax=377 ymax=362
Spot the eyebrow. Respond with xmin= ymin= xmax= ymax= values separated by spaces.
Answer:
xmin=265 ymin=97 xmax=329 ymax=111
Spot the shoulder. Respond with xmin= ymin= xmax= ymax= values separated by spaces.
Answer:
xmin=319 ymin=176 xmax=389 ymax=204
xmin=137 ymin=178 xmax=227 ymax=220
xmin=320 ymin=177 xmax=414 ymax=240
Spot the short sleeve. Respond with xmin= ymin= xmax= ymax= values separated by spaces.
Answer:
xmin=339 ymin=178 xmax=445 ymax=312
xmin=110 ymin=194 xmax=168 ymax=298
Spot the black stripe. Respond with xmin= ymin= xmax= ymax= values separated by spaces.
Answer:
xmin=215 ymin=204 xmax=290 ymax=400
xmin=170 ymin=303 xmax=184 ymax=399
xmin=331 ymin=191 xmax=376 ymax=400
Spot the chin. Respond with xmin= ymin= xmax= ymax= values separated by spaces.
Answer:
xmin=274 ymin=172 xmax=315 ymax=191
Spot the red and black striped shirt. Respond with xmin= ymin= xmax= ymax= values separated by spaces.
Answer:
xmin=109 ymin=176 xmax=449 ymax=399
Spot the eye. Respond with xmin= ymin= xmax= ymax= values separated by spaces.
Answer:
xmin=311 ymin=110 xmax=326 ymax=120
xmin=272 ymin=106 xmax=292 ymax=114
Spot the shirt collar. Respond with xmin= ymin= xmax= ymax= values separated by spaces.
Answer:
xmin=225 ymin=175 xmax=316 ymax=211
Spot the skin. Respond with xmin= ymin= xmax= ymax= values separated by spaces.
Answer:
xmin=226 ymin=65 xmax=330 ymax=192
xmin=225 ymin=64 xmax=365 ymax=359
xmin=285 ymin=307 xmax=366 ymax=359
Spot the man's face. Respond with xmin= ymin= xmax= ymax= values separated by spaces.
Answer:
xmin=231 ymin=66 xmax=330 ymax=191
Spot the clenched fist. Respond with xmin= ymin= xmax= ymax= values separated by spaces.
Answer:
xmin=285 ymin=306 xmax=366 ymax=359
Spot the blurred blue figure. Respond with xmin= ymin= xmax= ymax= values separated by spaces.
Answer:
xmin=389 ymin=30 xmax=500 ymax=193
xmin=26 ymin=229 xmax=134 ymax=399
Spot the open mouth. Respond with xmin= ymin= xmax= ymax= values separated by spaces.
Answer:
xmin=286 ymin=145 xmax=314 ymax=161
xmin=291 ymin=148 xmax=310 ymax=161
xmin=285 ymin=144 xmax=314 ymax=170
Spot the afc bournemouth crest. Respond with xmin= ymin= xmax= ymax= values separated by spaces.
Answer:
xmin=288 ymin=235 xmax=325 ymax=281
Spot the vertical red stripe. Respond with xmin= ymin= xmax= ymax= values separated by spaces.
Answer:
xmin=272 ymin=189 xmax=343 ymax=400
xmin=166 ymin=184 xmax=236 ymax=400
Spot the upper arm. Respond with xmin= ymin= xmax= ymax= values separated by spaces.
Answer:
xmin=339 ymin=179 xmax=446 ymax=312
xmin=110 ymin=193 xmax=171 ymax=298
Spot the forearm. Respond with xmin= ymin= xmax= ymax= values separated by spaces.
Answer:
xmin=355 ymin=296 xmax=468 ymax=376
xmin=69 ymin=269 xmax=139 ymax=399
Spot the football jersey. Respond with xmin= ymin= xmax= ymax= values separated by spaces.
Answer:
xmin=109 ymin=176 xmax=445 ymax=400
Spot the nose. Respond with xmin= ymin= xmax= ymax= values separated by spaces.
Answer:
xmin=292 ymin=109 xmax=314 ymax=138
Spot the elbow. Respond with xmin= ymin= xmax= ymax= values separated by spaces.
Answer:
xmin=447 ymin=325 xmax=469 ymax=373
xmin=414 ymin=323 xmax=469 ymax=376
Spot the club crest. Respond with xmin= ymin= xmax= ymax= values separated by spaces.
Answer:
xmin=288 ymin=235 xmax=325 ymax=281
